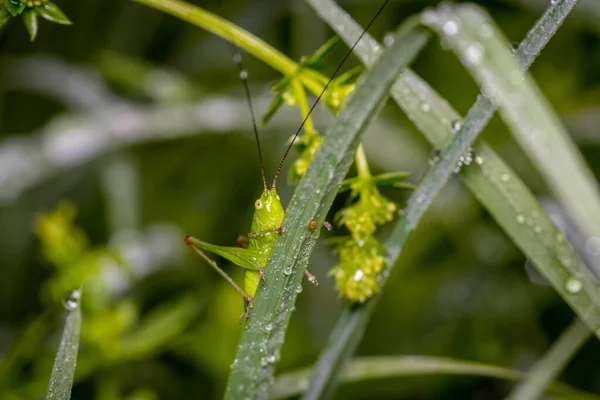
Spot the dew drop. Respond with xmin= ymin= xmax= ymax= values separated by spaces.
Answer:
xmin=585 ymin=236 xmax=600 ymax=256
xmin=353 ymin=270 xmax=364 ymax=282
xmin=516 ymin=214 xmax=525 ymax=224
xmin=295 ymin=285 xmax=303 ymax=294
xmin=283 ymin=265 xmax=293 ymax=275
xmin=463 ymin=43 xmax=485 ymax=66
xmin=500 ymin=173 xmax=510 ymax=182
xmin=454 ymin=161 xmax=463 ymax=174
xmin=420 ymin=9 xmax=438 ymax=25
xmin=266 ymin=355 xmax=277 ymax=363
xmin=239 ymin=70 xmax=248 ymax=80
xmin=475 ymin=155 xmax=483 ymax=165
xmin=63 ymin=289 xmax=81 ymax=311
xmin=565 ymin=278 xmax=583 ymax=294
xmin=421 ymin=103 xmax=431 ymax=112
xmin=429 ymin=148 xmax=441 ymax=166
xmin=442 ymin=20 xmax=459 ymax=36
xmin=451 ymin=120 xmax=462 ymax=132
xmin=383 ymin=33 xmax=395 ymax=47
xmin=534 ymin=225 xmax=542 ymax=233
xmin=232 ymin=53 xmax=242 ymax=63
xmin=265 ymin=323 xmax=273 ymax=332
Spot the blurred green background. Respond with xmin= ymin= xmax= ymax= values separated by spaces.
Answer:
xmin=1 ymin=0 xmax=600 ymax=399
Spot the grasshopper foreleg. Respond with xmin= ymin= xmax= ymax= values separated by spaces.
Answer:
xmin=248 ymin=226 xmax=285 ymax=238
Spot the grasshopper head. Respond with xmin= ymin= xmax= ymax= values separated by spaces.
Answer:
xmin=253 ymin=189 xmax=284 ymax=230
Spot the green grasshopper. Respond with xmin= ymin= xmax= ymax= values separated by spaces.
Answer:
xmin=185 ymin=0 xmax=390 ymax=322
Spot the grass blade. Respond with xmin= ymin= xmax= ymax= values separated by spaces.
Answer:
xmin=422 ymin=1 xmax=600 ymax=334
xmin=45 ymin=291 xmax=82 ymax=400
xmin=507 ymin=318 xmax=591 ymax=400
xmin=423 ymin=3 xmax=600 ymax=269
xmin=224 ymin=23 xmax=430 ymax=400
xmin=273 ymin=356 xmax=600 ymax=400
xmin=302 ymin=0 xmax=585 ymax=399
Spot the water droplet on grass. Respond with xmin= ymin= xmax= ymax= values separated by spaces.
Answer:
xmin=585 ymin=237 xmax=600 ymax=256
xmin=463 ymin=43 xmax=485 ymax=66
xmin=63 ymin=289 xmax=81 ymax=311
xmin=451 ymin=120 xmax=462 ymax=132
xmin=383 ymin=33 xmax=395 ymax=47
xmin=443 ymin=20 xmax=459 ymax=36
xmin=565 ymin=278 xmax=583 ymax=294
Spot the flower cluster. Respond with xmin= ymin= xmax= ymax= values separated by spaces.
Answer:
xmin=330 ymin=173 xmax=405 ymax=302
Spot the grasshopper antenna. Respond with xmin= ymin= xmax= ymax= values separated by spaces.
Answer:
xmin=218 ymin=0 xmax=268 ymax=192
xmin=271 ymin=0 xmax=391 ymax=190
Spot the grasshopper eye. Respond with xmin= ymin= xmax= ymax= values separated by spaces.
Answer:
xmin=255 ymin=199 xmax=263 ymax=209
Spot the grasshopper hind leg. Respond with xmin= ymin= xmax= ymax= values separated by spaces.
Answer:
xmin=185 ymin=235 xmax=254 ymax=322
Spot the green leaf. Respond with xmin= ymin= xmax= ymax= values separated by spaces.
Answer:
xmin=334 ymin=65 xmax=362 ymax=85
xmin=272 ymin=356 xmax=600 ymax=400
xmin=340 ymin=172 xmax=413 ymax=192
xmin=21 ymin=8 xmax=38 ymax=41
xmin=305 ymin=35 xmax=340 ymax=65
xmin=37 ymin=1 xmax=72 ymax=24
xmin=45 ymin=291 xmax=82 ymax=400
xmin=5 ymin=0 xmax=25 ymax=16
xmin=262 ymin=92 xmax=284 ymax=125
xmin=0 ymin=6 xmax=12 ymax=28
xmin=224 ymin=19 xmax=430 ymax=399
xmin=271 ymin=75 xmax=292 ymax=93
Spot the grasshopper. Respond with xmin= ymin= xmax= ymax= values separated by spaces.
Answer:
xmin=185 ymin=0 xmax=390 ymax=322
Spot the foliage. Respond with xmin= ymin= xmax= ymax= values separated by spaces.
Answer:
xmin=1 ymin=0 xmax=70 ymax=40
xmin=0 ymin=0 xmax=600 ymax=399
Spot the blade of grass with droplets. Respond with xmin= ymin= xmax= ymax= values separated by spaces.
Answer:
xmin=425 ymin=1 xmax=600 ymax=239
xmin=45 ymin=296 xmax=82 ymax=400
xmin=224 ymin=22 xmax=431 ymax=400
xmin=302 ymin=0 xmax=587 ymax=399
xmin=422 ymin=2 xmax=600 ymax=331
xmin=507 ymin=318 xmax=591 ymax=400
xmin=272 ymin=356 xmax=600 ymax=400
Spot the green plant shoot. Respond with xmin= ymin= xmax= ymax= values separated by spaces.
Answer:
xmin=183 ymin=2 xmax=391 ymax=322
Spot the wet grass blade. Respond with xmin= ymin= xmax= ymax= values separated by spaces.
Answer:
xmin=422 ymin=1 xmax=600 ymax=335
xmin=45 ymin=299 xmax=82 ymax=400
xmin=273 ymin=356 xmax=600 ymax=400
xmin=506 ymin=318 xmax=591 ymax=400
xmin=224 ymin=22 xmax=430 ymax=400
xmin=302 ymin=0 xmax=584 ymax=399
